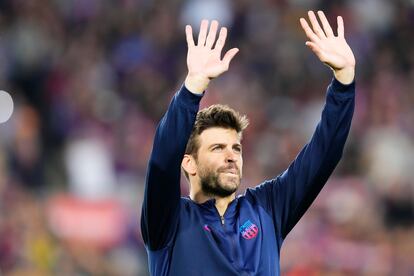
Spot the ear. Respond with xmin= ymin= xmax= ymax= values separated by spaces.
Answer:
xmin=182 ymin=154 xmax=197 ymax=176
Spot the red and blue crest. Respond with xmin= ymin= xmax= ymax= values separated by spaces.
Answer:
xmin=240 ymin=220 xmax=259 ymax=240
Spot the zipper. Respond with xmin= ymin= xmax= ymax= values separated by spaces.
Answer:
xmin=217 ymin=206 xmax=242 ymax=272
xmin=220 ymin=215 xmax=225 ymax=225
xmin=231 ymin=233 xmax=240 ymax=271
xmin=214 ymin=204 xmax=224 ymax=226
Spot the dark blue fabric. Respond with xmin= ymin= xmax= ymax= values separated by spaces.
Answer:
xmin=141 ymin=78 xmax=355 ymax=275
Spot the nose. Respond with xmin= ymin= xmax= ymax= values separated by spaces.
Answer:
xmin=225 ymin=148 xmax=237 ymax=163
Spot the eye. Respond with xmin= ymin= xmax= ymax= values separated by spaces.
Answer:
xmin=212 ymin=145 xmax=223 ymax=152
xmin=233 ymin=146 xmax=242 ymax=153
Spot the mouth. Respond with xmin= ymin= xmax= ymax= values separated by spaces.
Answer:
xmin=220 ymin=168 xmax=239 ymax=176
xmin=223 ymin=172 xmax=238 ymax=177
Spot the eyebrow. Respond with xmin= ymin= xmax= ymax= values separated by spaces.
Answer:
xmin=208 ymin=143 xmax=225 ymax=149
xmin=208 ymin=143 xmax=242 ymax=149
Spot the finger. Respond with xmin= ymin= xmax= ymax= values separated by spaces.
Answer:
xmin=305 ymin=41 xmax=322 ymax=56
xmin=300 ymin=18 xmax=321 ymax=43
xmin=222 ymin=48 xmax=239 ymax=70
xmin=308 ymin=10 xmax=326 ymax=39
xmin=205 ymin=20 xmax=219 ymax=48
xmin=213 ymin=27 xmax=227 ymax=53
xmin=305 ymin=41 xmax=327 ymax=62
xmin=197 ymin=19 xmax=209 ymax=46
xmin=317 ymin=11 xmax=334 ymax=37
xmin=337 ymin=16 xmax=344 ymax=38
xmin=185 ymin=25 xmax=195 ymax=47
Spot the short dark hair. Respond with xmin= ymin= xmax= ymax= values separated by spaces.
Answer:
xmin=183 ymin=104 xmax=249 ymax=178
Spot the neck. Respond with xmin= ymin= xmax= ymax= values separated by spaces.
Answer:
xmin=190 ymin=191 xmax=235 ymax=216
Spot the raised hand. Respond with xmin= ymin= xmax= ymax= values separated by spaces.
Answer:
xmin=184 ymin=20 xmax=239 ymax=94
xmin=300 ymin=11 xmax=355 ymax=84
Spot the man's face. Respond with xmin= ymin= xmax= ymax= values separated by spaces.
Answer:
xmin=195 ymin=127 xmax=243 ymax=198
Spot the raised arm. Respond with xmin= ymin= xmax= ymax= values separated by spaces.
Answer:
xmin=141 ymin=20 xmax=238 ymax=250
xmin=247 ymin=11 xmax=356 ymax=242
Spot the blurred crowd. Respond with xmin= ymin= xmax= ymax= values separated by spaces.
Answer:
xmin=0 ymin=0 xmax=413 ymax=275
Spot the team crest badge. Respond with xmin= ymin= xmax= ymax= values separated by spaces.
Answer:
xmin=240 ymin=220 xmax=259 ymax=239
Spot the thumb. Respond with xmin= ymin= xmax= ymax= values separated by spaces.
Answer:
xmin=222 ymin=48 xmax=239 ymax=69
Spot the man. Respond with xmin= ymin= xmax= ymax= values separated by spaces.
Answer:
xmin=141 ymin=10 xmax=355 ymax=276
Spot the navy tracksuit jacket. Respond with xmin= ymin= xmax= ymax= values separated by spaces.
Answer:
xmin=141 ymin=78 xmax=355 ymax=275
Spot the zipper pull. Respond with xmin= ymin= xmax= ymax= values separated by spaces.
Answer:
xmin=220 ymin=215 xmax=225 ymax=225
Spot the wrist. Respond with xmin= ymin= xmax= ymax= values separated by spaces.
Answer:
xmin=333 ymin=66 xmax=355 ymax=85
xmin=184 ymin=74 xmax=210 ymax=94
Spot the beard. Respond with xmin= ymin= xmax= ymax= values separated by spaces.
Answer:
xmin=199 ymin=164 xmax=241 ymax=198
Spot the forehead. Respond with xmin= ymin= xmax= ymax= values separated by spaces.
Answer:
xmin=198 ymin=127 xmax=241 ymax=146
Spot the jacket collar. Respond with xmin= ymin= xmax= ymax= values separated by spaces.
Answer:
xmin=189 ymin=196 xmax=240 ymax=222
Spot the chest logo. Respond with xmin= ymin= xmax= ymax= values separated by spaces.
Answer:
xmin=240 ymin=220 xmax=259 ymax=240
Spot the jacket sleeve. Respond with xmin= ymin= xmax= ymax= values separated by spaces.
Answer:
xmin=140 ymin=85 xmax=203 ymax=250
xmin=246 ymin=78 xmax=355 ymax=242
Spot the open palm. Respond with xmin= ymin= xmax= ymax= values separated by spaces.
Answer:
xmin=186 ymin=20 xmax=239 ymax=80
xmin=300 ymin=11 xmax=355 ymax=72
